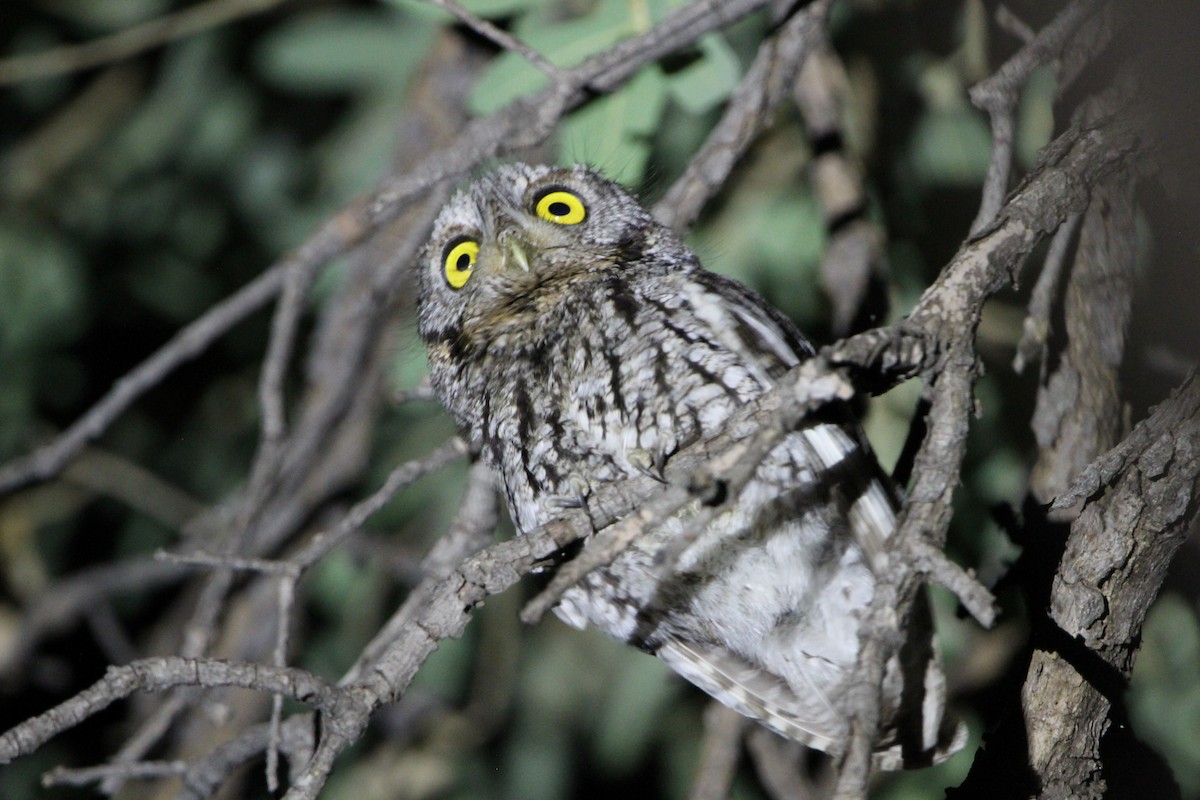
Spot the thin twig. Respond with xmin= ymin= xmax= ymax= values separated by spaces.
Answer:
xmin=62 ymin=447 xmax=206 ymax=528
xmin=177 ymin=715 xmax=315 ymax=800
xmin=909 ymin=540 xmax=997 ymax=627
xmin=970 ymin=109 xmax=1017 ymax=237
xmin=968 ymin=0 xmax=1101 ymax=234
xmin=0 ymin=0 xmax=778 ymax=499
xmin=267 ymin=575 xmax=296 ymax=792
xmin=651 ymin=424 xmax=786 ymax=573
xmin=98 ymin=692 xmax=193 ymax=795
xmin=520 ymin=482 xmax=692 ymax=625
xmin=1052 ymin=370 xmax=1200 ymax=515
xmin=0 ymin=0 xmax=289 ymax=85
xmin=654 ymin=363 xmax=856 ymax=572
xmin=424 ymin=0 xmax=564 ymax=80
xmin=824 ymin=108 xmax=1140 ymax=796
xmin=0 ymin=658 xmax=341 ymax=763
xmin=248 ymin=259 xmax=322 ymax=493
xmin=0 ymin=264 xmax=287 ymax=495
xmin=344 ymin=461 xmax=499 ymax=684
xmin=1014 ymin=211 xmax=1081 ymax=373
xmin=687 ymin=704 xmax=746 ymax=800
xmin=653 ymin=0 xmax=832 ymax=231
xmin=155 ymin=550 xmax=298 ymax=576
xmin=43 ymin=759 xmax=189 ymax=787
xmin=995 ymin=5 xmax=1036 ymax=44
xmin=290 ymin=437 xmax=469 ymax=570
xmin=0 ymin=558 xmax=186 ymax=679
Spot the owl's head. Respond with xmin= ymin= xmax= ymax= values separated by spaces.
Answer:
xmin=417 ymin=163 xmax=686 ymax=352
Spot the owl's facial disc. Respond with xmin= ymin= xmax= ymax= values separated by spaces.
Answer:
xmin=445 ymin=183 xmax=597 ymax=293
xmin=420 ymin=163 xmax=657 ymax=350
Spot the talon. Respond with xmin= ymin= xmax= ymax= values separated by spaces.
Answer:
xmin=629 ymin=448 xmax=667 ymax=483
xmin=547 ymin=475 xmax=592 ymax=514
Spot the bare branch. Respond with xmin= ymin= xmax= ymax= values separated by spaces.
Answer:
xmin=345 ymin=461 xmax=500 ymax=684
xmin=0 ymin=0 xmax=289 ymax=85
xmin=1 ymin=5 xmax=1179 ymax=798
xmin=0 ymin=0 xmax=778 ymax=498
xmin=424 ymin=0 xmax=564 ymax=80
xmin=654 ymin=0 xmax=832 ymax=231
xmin=245 ymin=258 xmax=323 ymax=499
xmin=1052 ymin=370 xmax=1200 ymax=515
xmin=1022 ymin=371 xmax=1200 ymax=797
xmin=1029 ymin=178 xmax=1136 ymax=502
xmin=687 ymin=704 xmax=746 ymax=800
xmin=1 ymin=558 xmax=186 ymax=679
xmin=909 ymin=540 xmax=998 ymax=628
xmin=1014 ymin=211 xmax=1082 ymax=374
xmin=0 ymin=264 xmax=287 ymax=495
xmin=44 ymin=759 xmax=189 ymax=788
xmin=995 ymin=5 xmax=1037 ymax=44
xmin=968 ymin=0 xmax=1105 ymax=235
xmin=61 ymin=447 xmax=205 ymax=529
xmin=0 ymin=658 xmax=339 ymax=764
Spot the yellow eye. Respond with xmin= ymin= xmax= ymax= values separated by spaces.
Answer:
xmin=443 ymin=239 xmax=478 ymax=289
xmin=534 ymin=190 xmax=587 ymax=225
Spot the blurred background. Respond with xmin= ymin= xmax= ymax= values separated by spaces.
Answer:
xmin=1 ymin=0 xmax=1198 ymax=798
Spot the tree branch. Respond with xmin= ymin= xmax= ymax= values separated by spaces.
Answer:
xmin=0 ymin=0 xmax=779 ymax=499
xmin=0 ymin=0 xmax=289 ymax=85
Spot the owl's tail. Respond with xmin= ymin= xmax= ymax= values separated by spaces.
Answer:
xmin=657 ymin=628 xmax=966 ymax=769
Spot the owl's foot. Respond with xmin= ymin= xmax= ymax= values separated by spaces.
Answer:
xmin=546 ymin=474 xmax=593 ymax=516
xmin=628 ymin=448 xmax=668 ymax=483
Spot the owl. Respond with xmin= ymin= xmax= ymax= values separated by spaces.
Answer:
xmin=416 ymin=163 xmax=960 ymax=767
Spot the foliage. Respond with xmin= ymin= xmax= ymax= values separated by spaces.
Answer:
xmin=0 ymin=1 xmax=1196 ymax=799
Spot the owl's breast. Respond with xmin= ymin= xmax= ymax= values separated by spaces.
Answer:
xmin=471 ymin=274 xmax=780 ymax=533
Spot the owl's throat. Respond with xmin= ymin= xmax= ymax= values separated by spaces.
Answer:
xmin=468 ymin=272 xmax=589 ymax=347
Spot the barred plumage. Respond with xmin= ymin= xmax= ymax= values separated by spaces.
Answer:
xmin=416 ymin=163 xmax=961 ymax=766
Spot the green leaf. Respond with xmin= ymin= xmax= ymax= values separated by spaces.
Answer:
xmin=468 ymin=0 xmax=643 ymax=116
xmin=1017 ymin=66 xmax=1057 ymax=169
xmin=558 ymin=65 xmax=668 ymax=182
xmin=909 ymin=105 xmax=992 ymax=187
xmin=104 ymin=35 xmax=223 ymax=181
xmin=256 ymin=9 xmax=435 ymax=93
xmin=457 ymin=0 xmax=542 ymax=18
xmin=695 ymin=185 xmax=826 ymax=323
xmin=1129 ymin=594 xmax=1200 ymax=798
xmin=0 ymin=220 xmax=85 ymax=352
xmin=591 ymin=651 xmax=675 ymax=772
xmin=314 ymin=84 xmax=413 ymax=197
xmin=49 ymin=0 xmax=170 ymax=32
xmin=666 ymin=34 xmax=741 ymax=114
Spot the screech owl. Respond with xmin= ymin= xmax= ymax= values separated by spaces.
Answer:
xmin=416 ymin=163 xmax=961 ymax=767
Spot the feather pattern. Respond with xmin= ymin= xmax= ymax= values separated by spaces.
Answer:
xmin=417 ymin=163 xmax=962 ymax=766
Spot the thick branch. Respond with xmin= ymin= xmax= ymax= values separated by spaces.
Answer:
xmin=1022 ymin=373 xmax=1200 ymax=798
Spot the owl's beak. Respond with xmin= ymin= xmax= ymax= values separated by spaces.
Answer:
xmin=504 ymin=237 xmax=531 ymax=273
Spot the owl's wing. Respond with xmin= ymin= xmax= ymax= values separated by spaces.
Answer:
xmin=686 ymin=269 xmax=896 ymax=564
xmin=687 ymin=269 xmax=814 ymax=377
xmin=667 ymin=271 xmax=962 ymax=765
xmin=659 ymin=602 xmax=965 ymax=768
xmin=658 ymin=638 xmax=844 ymax=753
